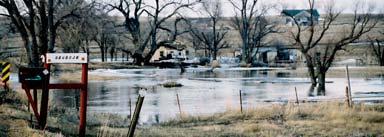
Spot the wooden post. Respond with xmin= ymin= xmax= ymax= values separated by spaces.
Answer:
xmin=345 ymin=65 xmax=353 ymax=108
xmin=32 ymin=89 xmax=37 ymax=127
xmin=33 ymin=89 xmax=38 ymax=110
xmin=295 ymin=87 xmax=299 ymax=105
xmin=129 ymin=97 xmax=132 ymax=120
xmin=79 ymin=63 xmax=88 ymax=137
xmin=176 ymin=93 xmax=182 ymax=118
xmin=24 ymin=88 xmax=40 ymax=122
xmin=239 ymin=90 xmax=243 ymax=113
xmin=39 ymin=63 xmax=50 ymax=129
xmin=127 ymin=95 xmax=145 ymax=137
xmin=345 ymin=86 xmax=351 ymax=108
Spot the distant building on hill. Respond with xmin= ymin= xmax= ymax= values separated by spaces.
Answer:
xmin=281 ymin=9 xmax=320 ymax=26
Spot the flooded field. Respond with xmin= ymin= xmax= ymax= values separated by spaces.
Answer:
xmin=10 ymin=67 xmax=383 ymax=125
xmin=47 ymin=67 xmax=384 ymax=125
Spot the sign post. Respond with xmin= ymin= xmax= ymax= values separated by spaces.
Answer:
xmin=19 ymin=53 xmax=88 ymax=137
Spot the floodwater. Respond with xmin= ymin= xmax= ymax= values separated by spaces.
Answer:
xmin=27 ymin=67 xmax=384 ymax=125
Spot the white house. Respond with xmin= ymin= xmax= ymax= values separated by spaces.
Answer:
xmin=149 ymin=43 xmax=188 ymax=63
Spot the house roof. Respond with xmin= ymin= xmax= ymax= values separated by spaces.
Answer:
xmin=158 ymin=42 xmax=186 ymax=51
xmin=281 ymin=9 xmax=320 ymax=17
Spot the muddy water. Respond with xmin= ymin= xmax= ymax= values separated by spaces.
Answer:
xmin=51 ymin=67 xmax=384 ymax=125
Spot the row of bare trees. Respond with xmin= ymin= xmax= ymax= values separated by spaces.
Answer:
xmin=0 ymin=0 xmax=278 ymax=66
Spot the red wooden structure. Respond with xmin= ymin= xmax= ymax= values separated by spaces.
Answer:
xmin=20 ymin=53 xmax=88 ymax=136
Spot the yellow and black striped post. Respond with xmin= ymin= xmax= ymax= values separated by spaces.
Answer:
xmin=2 ymin=62 xmax=10 ymax=88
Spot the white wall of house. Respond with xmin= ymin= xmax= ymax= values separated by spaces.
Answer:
xmin=150 ymin=46 xmax=187 ymax=63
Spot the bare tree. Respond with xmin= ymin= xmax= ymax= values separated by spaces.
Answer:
xmin=0 ymin=0 xmax=83 ymax=67
xmin=188 ymin=0 xmax=229 ymax=61
xmin=93 ymin=17 xmax=118 ymax=62
xmin=229 ymin=0 xmax=277 ymax=64
xmin=369 ymin=32 xmax=384 ymax=66
xmin=288 ymin=0 xmax=377 ymax=94
xmin=59 ymin=23 xmax=83 ymax=53
xmin=108 ymin=0 xmax=197 ymax=65
xmin=56 ymin=2 xmax=102 ymax=56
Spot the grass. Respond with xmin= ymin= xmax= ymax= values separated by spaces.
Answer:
xmin=51 ymin=63 xmax=147 ymax=72
xmin=0 ymin=88 xmax=64 ymax=137
xmin=162 ymin=81 xmax=183 ymax=88
xmin=82 ymin=101 xmax=384 ymax=137
xmin=135 ymin=102 xmax=384 ymax=137
xmin=57 ymin=72 xmax=124 ymax=82
xmin=0 ymin=88 xmax=131 ymax=137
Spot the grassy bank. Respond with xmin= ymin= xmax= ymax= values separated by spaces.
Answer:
xmin=90 ymin=102 xmax=384 ymax=137
xmin=135 ymin=102 xmax=384 ymax=137
xmin=0 ymin=89 xmax=64 ymax=136
xmin=0 ymin=89 xmax=130 ymax=137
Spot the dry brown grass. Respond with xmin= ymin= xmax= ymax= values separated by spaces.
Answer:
xmin=56 ymin=72 xmax=124 ymax=82
xmin=0 ymin=89 xmax=67 ymax=137
xmin=135 ymin=102 xmax=384 ymax=137
xmin=51 ymin=63 xmax=144 ymax=72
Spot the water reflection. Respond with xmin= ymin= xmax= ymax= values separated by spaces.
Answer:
xmin=51 ymin=68 xmax=384 ymax=125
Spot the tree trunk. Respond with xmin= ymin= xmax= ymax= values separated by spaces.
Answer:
xmin=133 ymin=53 xmax=143 ymax=66
xmin=110 ymin=48 xmax=114 ymax=62
xmin=115 ymin=52 xmax=117 ymax=61
xmin=104 ymin=47 xmax=108 ymax=62
xmin=21 ymin=37 xmax=34 ymax=67
xmin=317 ymin=71 xmax=326 ymax=96
xmin=144 ymin=48 xmax=157 ymax=65
xmin=304 ymin=55 xmax=317 ymax=86
xmin=308 ymin=84 xmax=316 ymax=97
xmin=212 ymin=50 xmax=217 ymax=60
xmin=380 ymin=50 xmax=384 ymax=66
xmin=241 ymin=35 xmax=247 ymax=63
xmin=48 ymin=0 xmax=55 ymax=53
xmin=100 ymin=46 xmax=105 ymax=62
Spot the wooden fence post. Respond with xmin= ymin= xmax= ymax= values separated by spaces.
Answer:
xmin=176 ymin=93 xmax=182 ymax=119
xmin=345 ymin=86 xmax=351 ymax=108
xmin=127 ymin=94 xmax=145 ymax=137
xmin=295 ymin=87 xmax=299 ymax=105
xmin=345 ymin=65 xmax=353 ymax=108
xmin=239 ymin=90 xmax=243 ymax=113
